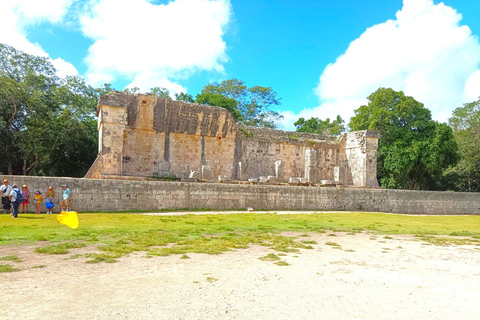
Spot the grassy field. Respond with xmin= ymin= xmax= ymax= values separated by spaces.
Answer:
xmin=1 ymin=211 xmax=479 ymax=264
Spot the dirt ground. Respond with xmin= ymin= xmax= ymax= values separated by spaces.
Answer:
xmin=1 ymin=214 xmax=480 ymax=319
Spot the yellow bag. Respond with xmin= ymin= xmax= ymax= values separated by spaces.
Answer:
xmin=57 ymin=211 xmax=79 ymax=229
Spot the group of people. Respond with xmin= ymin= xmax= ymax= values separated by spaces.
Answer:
xmin=0 ymin=179 xmax=72 ymax=218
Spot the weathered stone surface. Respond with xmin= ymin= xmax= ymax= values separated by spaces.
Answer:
xmin=189 ymin=171 xmax=200 ymax=179
xmin=4 ymin=174 xmax=479 ymax=215
xmin=267 ymin=176 xmax=280 ymax=185
xmin=259 ymin=176 xmax=269 ymax=184
xmin=87 ymin=92 xmax=380 ymax=187
xmin=288 ymin=177 xmax=302 ymax=185
xmin=321 ymin=180 xmax=336 ymax=185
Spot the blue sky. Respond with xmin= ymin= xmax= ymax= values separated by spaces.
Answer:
xmin=2 ymin=0 xmax=480 ymax=130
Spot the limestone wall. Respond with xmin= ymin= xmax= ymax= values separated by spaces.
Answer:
xmin=3 ymin=175 xmax=479 ymax=215
xmin=234 ymin=127 xmax=343 ymax=183
xmin=87 ymin=92 xmax=379 ymax=187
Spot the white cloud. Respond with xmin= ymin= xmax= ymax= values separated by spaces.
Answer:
xmin=126 ymin=70 xmax=186 ymax=97
xmin=286 ymin=0 xmax=480 ymax=127
xmin=81 ymin=0 xmax=232 ymax=92
xmin=0 ymin=0 xmax=78 ymax=77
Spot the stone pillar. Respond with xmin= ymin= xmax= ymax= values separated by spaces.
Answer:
xmin=275 ymin=160 xmax=285 ymax=181
xmin=333 ymin=166 xmax=344 ymax=185
xmin=304 ymin=149 xmax=317 ymax=184
xmin=344 ymin=130 xmax=379 ymax=187
xmin=97 ymin=104 xmax=128 ymax=176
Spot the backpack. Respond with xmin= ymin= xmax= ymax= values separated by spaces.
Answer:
xmin=15 ymin=190 xmax=23 ymax=203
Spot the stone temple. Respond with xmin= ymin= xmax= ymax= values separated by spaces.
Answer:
xmin=86 ymin=92 xmax=379 ymax=187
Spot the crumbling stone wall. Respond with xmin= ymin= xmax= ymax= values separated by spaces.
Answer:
xmin=86 ymin=92 xmax=379 ymax=187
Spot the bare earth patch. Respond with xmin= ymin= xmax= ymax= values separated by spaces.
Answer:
xmin=1 ymin=232 xmax=480 ymax=319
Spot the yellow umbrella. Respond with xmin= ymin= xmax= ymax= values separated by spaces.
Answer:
xmin=57 ymin=211 xmax=79 ymax=229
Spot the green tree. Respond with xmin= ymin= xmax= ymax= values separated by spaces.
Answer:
xmin=294 ymin=115 xmax=345 ymax=136
xmin=195 ymin=92 xmax=240 ymax=121
xmin=198 ymin=78 xmax=283 ymax=128
xmin=444 ymin=99 xmax=480 ymax=191
xmin=349 ymin=87 xmax=458 ymax=190
xmin=0 ymin=43 xmax=98 ymax=177
xmin=149 ymin=87 xmax=171 ymax=99
xmin=174 ymin=92 xmax=194 ymax=103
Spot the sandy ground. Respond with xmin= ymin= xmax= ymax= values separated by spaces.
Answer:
xmin=1 ymin=216 xmax=480 ymax=319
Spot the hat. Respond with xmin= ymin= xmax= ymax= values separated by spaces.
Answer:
xmin=36 ymin=191 xmax=41 ymax=194
xmin=48 ymin=186 xmax=53 ymax=189
xmin=22 ymin=184 xmax=27 ymax=188
xmin=2 ymin=179 xmax=7 ymax=183
xmin=12 ymin=184 xmax=17 ymax=188
xmin=62 ymin=184 xmax=67 ymax=187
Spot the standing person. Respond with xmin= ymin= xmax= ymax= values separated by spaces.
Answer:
xmin=9 ymin=184 xmax=21 ymax=218
xmin=45 ymin=186 xmax=55 ymax=214
xmin=33 ymin=191 xmax=42 ymax=214
xmin=20 ymin=184 xmax=30 ymax=214
xmin=60 ymin=184 xmax=72 ymax=212
xmin=0 ymin=179 xmax=12 ymax=214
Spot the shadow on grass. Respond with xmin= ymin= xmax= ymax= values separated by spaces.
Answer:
xmin=19 ymin=216 xmax=45 ymax=220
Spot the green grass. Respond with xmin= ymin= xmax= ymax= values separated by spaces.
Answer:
xmin=325 ymin=242 xmax=341 ymax=247
xmin=259 ymin=253 xmax=281 ymax=261
xmin=35 ymin=242 xmax=86 ymax=254
xmin=0 ymin=255 xmax=21 ymax=263
xmin=0 ymin=264 xmax=19 ymax=272
xmin=1 ymin=211 xmax=480 ymax=263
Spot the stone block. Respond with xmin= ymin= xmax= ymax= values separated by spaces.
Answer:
xmin=259 ymin=176 xmax=268 ymax=184
xmin=201 ymin=165 xmax=213 ymax=180
xmin=267 ymin=176 xmax=280 ymax=185
xmin=320 ymin=180 xmax=336 ymax=185
xmin=289 ymin=177 xmax=302 ymax=185
xmin=189 ymin=171 xmax=200 ymax=179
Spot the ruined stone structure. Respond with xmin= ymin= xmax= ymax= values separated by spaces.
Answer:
xmin=86 ymin=92 xmax=379 ymax=187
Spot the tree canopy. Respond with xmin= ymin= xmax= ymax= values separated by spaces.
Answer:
xmin=294 ymin=115 xmax=345 ymax=136
xmin=349 ymin=87 xmax=458 ymax=190
xmin=444 ymin=99 xmax=480 ymax=191
xmin=197 ymin=79 xmax=283 ymax=128
xmin=0 ymin=43 xmax=99 ymax=177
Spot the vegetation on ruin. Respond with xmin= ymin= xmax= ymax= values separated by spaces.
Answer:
xmin=0 ymin=212 xmax=479 ymax=265
xmin=294 ymin=115 xmax=345 ymax=136
xmin=240 ymin=127 xmax=252 ymax=138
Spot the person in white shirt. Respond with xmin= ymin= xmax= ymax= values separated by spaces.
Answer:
xmin=9 ymin=184 xmax=21 ymax=218
xmin=0 ymin=179 xmax=13 ymax=214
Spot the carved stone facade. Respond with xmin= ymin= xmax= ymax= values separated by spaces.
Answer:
xmin=86 ymin=92 xmax=379 ymax=187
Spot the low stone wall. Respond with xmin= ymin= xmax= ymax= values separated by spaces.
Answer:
xmin=1 ymin=175 xmax=479 ymax=214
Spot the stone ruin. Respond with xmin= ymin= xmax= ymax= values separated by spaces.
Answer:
xmin=85 ymin=92 xmax=379 ymax=187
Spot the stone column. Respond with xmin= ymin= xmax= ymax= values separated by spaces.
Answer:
xmin=97 ymin=105 xmax=128 ymax=176
xmin=344 ymin=130 xmax=379 ymax=187
xmin=304 ymin=149 xmax=317 ymax=184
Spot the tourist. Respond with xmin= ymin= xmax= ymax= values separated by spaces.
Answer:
xmin=20 ymin=184 xmax=30 ymax=214
xmin=9 ymin=184 xmax=21 ymax=218
xmin=33 ymin=191 xmax=42 ymax=214
xmin=60 ymin=184 xmax=72 ymax=212
xmin=45 ymin=186 xmax=55 ymax=214
xmin=0 ymin=179 xmax=12 ymax=214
